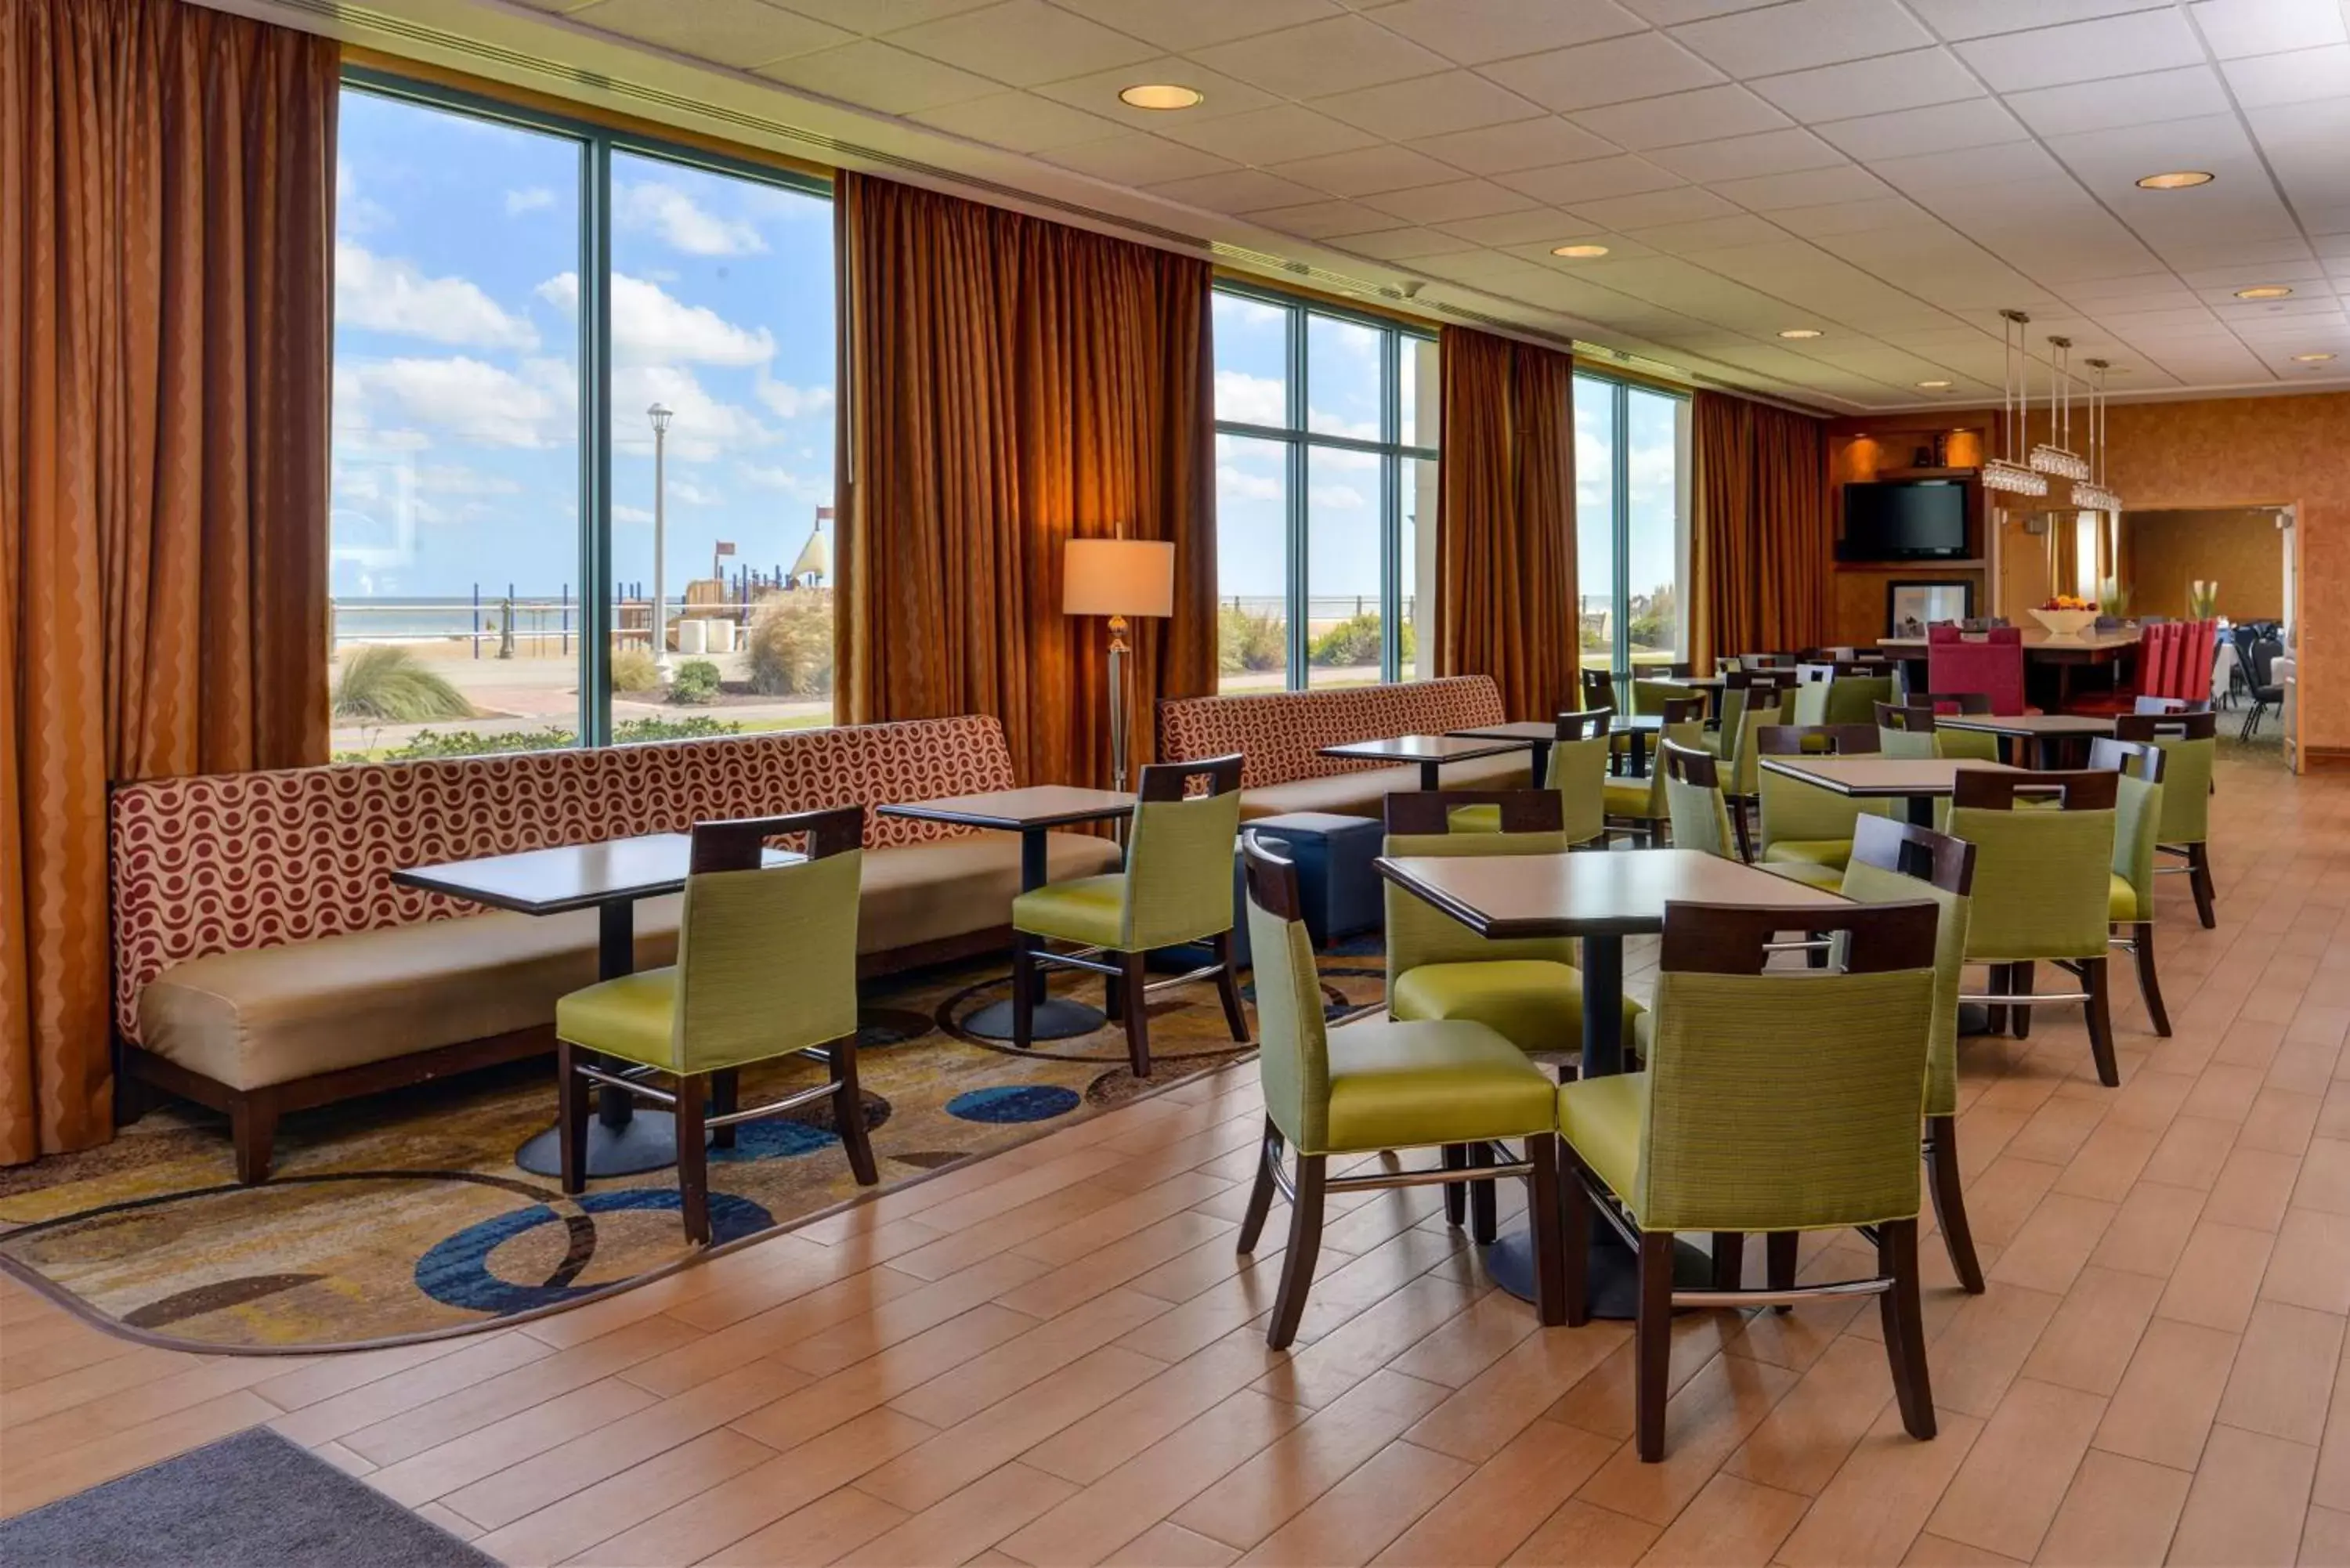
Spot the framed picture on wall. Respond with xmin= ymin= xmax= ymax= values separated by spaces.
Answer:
xmin=1887 ymin=580 xmax=1975 ymax=638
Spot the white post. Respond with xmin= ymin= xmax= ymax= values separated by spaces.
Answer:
xmin=650 ymin=404 xmax=673 ymax=677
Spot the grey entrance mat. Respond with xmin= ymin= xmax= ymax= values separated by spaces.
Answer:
xmin=0 ymin=1426 xmax=495 ymax=1566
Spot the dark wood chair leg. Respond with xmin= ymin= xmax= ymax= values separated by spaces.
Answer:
xmin=1010 ymin=934 xmax=1037 ymax=1050
xmin=675 ymin=1071 xmax=711 ymax=1245
xmin=1730 ymin=799 xmax=1755 ymax=863
xmin=1267 ymin=1154 xmax=1327 ymax=1349
xmin=1766 ymin=1230 xmax=1797 ymax=1312
xmin=832 ymin=1033 xmax=879 ymax=1186
xmin=1237 ymin=1118 xmax=1281 ymax=1254
xmin=231 ymin=1089 xmax=280 ymax=1187
xmin=1711 ymin=1231 xmax=1746 ymax=1292
xmin=1878 ymin=1217 xmax=1937 ymax=1440
xmin=1121 ymin=952 xmax=1152 ymax=1078
xmin=1529 ymin=1136 xmax=1567 ymax=1328
xmin=2010 ymin=960 xmax=2035 ymax=1039
xmin=2130 ymin=922 xmax=2171 ymax=1037
xmin=2187 ymin=843 xmax=2217 ymax=929
xmin=2082 ymin=956 xmax=2120 ymax=1087
xmin=1925 ymin=1115 xmax=1984 ymax=1294
xmin=1636 ymin=1230 xmax=1676 ymax=1462
xmin=1468 ymin=1141 xmax=1498 ymax=1246
xmin=557 ymin=1042 xmax=590 ymax=1196
xmin=709 ymin=1068 xmax=739 ymax=1150
xmin=1985 ymin=962 xmax=2010 ymax=1037
xmin=1211 ymin=932 xmax=1249 ymax=1042
xmin=1442 ymin=1144 xmax=1467 ymax=1227
xmin=1560 ymin=1144 xmax=1593 ymax=1329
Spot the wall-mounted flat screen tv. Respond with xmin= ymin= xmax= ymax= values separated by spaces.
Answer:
xmin=1839 ymin=480 xmax=1968 ymax=562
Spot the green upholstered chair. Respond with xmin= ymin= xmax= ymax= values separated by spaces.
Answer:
xmin=1010 ymin=756 xmax=1249 ymax=1078
xmin=1715 ymin=674 xmax=1792 ymax=856
xmin=1789 ymin=664 xmax=1839 ymax=727
xmin=1603 ymin=697 xmax=1705 ymax=847
xmin=1632 ymin=677 xmax=1701 ymax=717
xmin=2118 ymin=712 xmax=2218 ymax=929
xmin=1752 ymin=723 xmax=1890 ymax=889
xmin=553 ymin=807 xmax=876 ymax=1245
xmin=1839 ymin=815 xmax=1984 ymax=1292
xmin=1237 ymin=831 xmax=1567 ymax=1346
xmin=1875 ymin=701 xmax=1943 ymax=761
xmin=2095 ymin=736 xmax=2172 ymax=1039
xmin=1661 ymin=739 xmax=1743 ymax=861
xmin=1555 ymin=899 xmax=1943 ymax=1461
xmin=1824 ymin=674 xmax=1897 ymax=727
xmin=1949 ymin=768 xmax=2124 ymax=1086
xmin=1450 ymin=709 xmax=1610 ymax=844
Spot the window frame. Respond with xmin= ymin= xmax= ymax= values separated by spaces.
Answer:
xmin=337 ymin=67 xmax=833 ymax=747
xmin=1211 ymin=280 xmax=1438 ymax=688
xmin=1572 ymin=368 xmax=1692 ymax=677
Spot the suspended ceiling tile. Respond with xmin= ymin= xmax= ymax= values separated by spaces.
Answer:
xmin=1617 ymin=0 xmax=1785 ymax=25
xmin=1153 ymin=105 xmax=1383 ymax=164
xmin=1570 ymin=84 xmax=1791 ymax=150
xmin=1311 ymin=70 xmax=1549 ymax=142
xmin=1244 ymin=198 xmax=1407 ymax=237
xmin=1189 ymin=13 xmax=1452 ymax=97
xmin=1904 ymin=0 xmax=2170 ymax=42
xmin=2186 ymin=0 xmax=2348 ymax=60
xmin=1146 ymin=167 xmax=1330 ymax=212
xmin=1712 ymin=163 xmax=1898 ymax=210
xmin=1812 ymin=99 xmax=2030 ymax=161
xmin=1769 ymin=194 xmax=1929 ymax=237
xmin=1263 ymin=143 xmax=1464 ymax=197
xmin=1037 ymin=131 xmax=1240 ymax=183
xmin=1571 ymin=184 xmax=1742 ymax=229
xmin=1407 ymin=117 xmax=1624 ymax=175
xmin=1871 ymin=139 xmax=2067 ymax=195
xmin=1363 ymin=178 xmax=1541 ymax=224
xmin=1621 ymin=211 xmax=1795 ymax=255
xmin=1954 ymin=8 xmax=2204 ymax=92
xmin=1334 ymin=226 xmax=1475 ymax=259
xmin=1477 ymin=32 xmax=1726 ymax=113
xmin=907 ymin=90 xmax=1128 ymax=150
xmin=1436 ymin=206 xmax=1588 ymax=245
xmin=1749 ymin=49 xmax=1986 ymax=124
xmin=2223 ymin=44 xmax=2350 ymax=108
xmin=2005 ymin=66 xmax=2232 ymax=137
xmin=1647 ymin=128 xmax=1846 ymax=182
xmin=778 ymin=0 xmax=992 ymax=27
xmin=569 ymin=0 xmax=851 ymax=68
xmin=1361 ymin=0 xmax=1649 ymax=65
xmin=885 ymin=0 xmax=1156 ymax=86
xmin=1493 ymin=154 xmax=1686 ymax=204
xmin=1668 ymin=0 xmax=1935 ymax=77
xmin=753 ymin=39 xmax=1002 ymax=112
xmin=1029 ymin=58 xmax=1281 ymax=126
xmin=1047 ymin=0 xmax=1346 ymax=52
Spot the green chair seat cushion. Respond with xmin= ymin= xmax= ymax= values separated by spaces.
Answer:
xmin=1762 ymin=838 xmax=1853 ymax=870
xmin=1602 ymin=779 xmax=1661 ymax=819
xmin=2110 ymin=872 xmax=2146 ymax=923
xmin=1321 ymin=1017 xmax=1558 ymax=1153
xmin=556 ymin=967 xmax=678 ymax=1068
xmin=1557 ymin=1071 xmax=1646 ymax=1206
xmin=1013 ymin=873 xmax=1127 ymax=949
xmin=1390 ymin=959 xmax=1643 ymax=1057
xmin=1445 ymin=803 xmax=1501 ymax=833
xmin=1757 ymin=859 xmax=1845 ymax=891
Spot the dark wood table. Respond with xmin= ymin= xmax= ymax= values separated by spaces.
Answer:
xmin=1608 ymin=714 xmax=1668 ymax=777
xmin=1444 ymin=721 xmax=1562 ymax=789
xmin=1375 ymin=847 xmax=1846 ymax=1317
xmin=393 ymin=833 xmax=797 ymax=1177
xmin=879 ymin=786 xmax=1134 ymax=1042
xmin=1878 ymin=627 xmax=2140 ymax=710
xmin=1759 ymin=755 xmax=2037 ymax=828
xmin=1936 ymin=712 xmax=2117 ymax=768
xmin=1318 ymin=734 xmax=1532 ymax=792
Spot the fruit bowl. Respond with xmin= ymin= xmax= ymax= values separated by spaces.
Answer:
xmin=2029 ymin=607 xmax=2099 ymax=639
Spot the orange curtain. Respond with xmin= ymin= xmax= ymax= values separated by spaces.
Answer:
xmin=1 ymin=0 xmax=334 ymax=1163
xmin=1690 ymin=389 xmax=1831 ymax=670
xmin=1435 ymin=327 xmax=1578 ymax=719
xmin=833 ymin=174 xmax=1214 ymax=788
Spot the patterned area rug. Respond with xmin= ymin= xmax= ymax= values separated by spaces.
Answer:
xmin=0 ymin=944 xmax=1386 ymax=1353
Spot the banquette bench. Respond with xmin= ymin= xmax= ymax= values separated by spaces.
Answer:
xmin=109 ymin=715 xmax=1119 ymax=1182
xmin=1156 ymin=676 xmax=1532 ymax=818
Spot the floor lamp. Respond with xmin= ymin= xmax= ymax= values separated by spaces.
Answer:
xmin=1064 ymin=537 xmax=1174 ymax=795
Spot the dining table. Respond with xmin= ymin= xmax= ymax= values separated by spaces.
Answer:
xmin=1759 ymin=754 xmax=2042 ymax=828
xmin=1935 ymin=711 xmax=2117 ymax=768
xmin=1375 ymin=847 xmax=1848 ymax=1318
xmin=878 ymin=785 xmax=1135 ymax=1042
xmin=392 ymin=832 xmax=797 ymax=1177
xmin=1318 ymin=734 xmax=1537 ymax=792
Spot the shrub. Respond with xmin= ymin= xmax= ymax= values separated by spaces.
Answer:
xmin=611 ymin=645 xmax=661 ymax=693
xmin=614 ymin=715 xmax=741 ymax=743
xmin=746 ymin=595 xmax=834 ymax=696
xmin=331 ymin=645 xmax=475 ymax=724
xmin=1307 ymin=612 xmax=1405 ymax=668
xmin=669 ymin=659 xmax=721 ymax=705
xmin=1217 ymin=607 xmax=1286 ymax=674
xmin=339 ymin=714 xmax=747 ymax=763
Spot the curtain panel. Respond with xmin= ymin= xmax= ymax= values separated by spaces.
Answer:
xmin=1 ymin=0 xmax=334 ymax=1163
xmin=1435 ymin=327 xmax=1578 ymax=720
xmin=1690 ymin=389 xmax=1831 ymax=669
xmin=832 ymin=174 xmax=1215 ymax=788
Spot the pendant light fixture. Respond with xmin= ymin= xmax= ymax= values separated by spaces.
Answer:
xmin=1983 ymin=309 xmax=2049 ymax=497
xmin=2073 ymin=357 xmax=2123 ymax=513
xmin=2030 ymin=335 xmax=2091 ymax=481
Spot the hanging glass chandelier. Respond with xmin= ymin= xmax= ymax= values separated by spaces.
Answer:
xmin=2030 ymin=335 xmax=2091 ymax=481
xmin=1983 ymin=309 xmax=2049 ymax=497
xmin=2072 ymin=357 xmax=2123 ymax=512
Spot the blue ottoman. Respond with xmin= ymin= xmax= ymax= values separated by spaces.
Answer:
xmin=1250 ymin=811 xmax=1384 ymax=949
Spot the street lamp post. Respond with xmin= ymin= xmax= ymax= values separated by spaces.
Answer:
xmin=647 ymin=403 xmax=674 ymax=677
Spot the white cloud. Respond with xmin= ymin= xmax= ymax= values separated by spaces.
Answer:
xmin=1217 ymin=464 xmax=1282 ymax=502
xmin=615 ymin=504 xmax=654 ymax=524
xmin=504 ymin=186 xmax=556 ymax=215
xmin=537 ymin=271 xmax=775 ymax=367
xmin=667 ymin=478 xmax=726 ymax=508
xmin=613 ymin=363 xmax=771 ymax=462
xmin=1217 ymin=296 xmax=1284 ymax=332
xmin=755 ymin=373 xmax=836 ymax=421
xmin=1308 ymin=409 xmax=1381 ymax=443
xmin=737 ymin=462 xmax=831 ymax=505
xmin=338 ymin=240 xmax=539 ymax=351
xmin=1309 ymin=483 xmax=1368 ymax=510
xmin=1215 ymin=370 xmax=1284 ymax=427
xmin=414 ymin=464 xmax=521 ymax=497
xmin=334 ymin=160 xmax=392 ymax=237
xmin=616 ymin=182 xmax=767 ymax=257
xmin=340 ymin=355 xmax=573 ymax=449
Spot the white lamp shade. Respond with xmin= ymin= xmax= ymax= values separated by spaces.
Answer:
xmin=1064 ymin=537 xmax=1173 ymax=618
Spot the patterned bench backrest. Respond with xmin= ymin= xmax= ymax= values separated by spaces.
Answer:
xmin=1156 ymin=677 xmax=1507 ymax=789
xmin=108 ymin=715 xmax=1016 ymax=1041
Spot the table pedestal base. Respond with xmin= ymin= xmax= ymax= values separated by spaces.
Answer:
xmin=964 ymin=996 xmax=1108 ymax=1042
xmin=515 ymin=1109 xmax=692 ymax=1178
xmin=1484 ymin=1214 xmax=1716 ymax=1319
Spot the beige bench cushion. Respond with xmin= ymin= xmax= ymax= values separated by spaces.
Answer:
xmin=139 ymin=830 xmax=1126 ymax=1093
xmin=1237 ymin=753 xmax=1535 ymax=822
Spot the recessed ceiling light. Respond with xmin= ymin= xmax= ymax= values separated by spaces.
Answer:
xmin=2136 ymin=170 xmax=2214 ymax=190
xmin=1778 ymin=327 xmax=1823 ymax=339
xmin=1917 ymin=379 xmax=1952 ymax=389
xmin=2292 ymin=352 xmax=2337 ymax=363
xmin=1551 ymin=243 xmax=1609 ymax=258
xmin=2234 ymin=284 xmax=2294 ymax=300
xmin=1119 ymin=84 xmax=1202 ymax=110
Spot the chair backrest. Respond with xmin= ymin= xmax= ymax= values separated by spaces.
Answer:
xmin=1632 ymin=677 xmax=1699 ymax=717
xmin=1840 ymin=816 xmax=1975 ymax=1119
xmin=1123 ymin=756 xmax=1246 ymax=949
xmin=1918 ymin=691 xmax=1993 ymax=714
xmin=1947 ymin=771 xmax=2117 ymax=962
xmin=2089 ymin=741 xmax=2164 ymax=919
xmin=1719 ymin=674 xmax=1791 ymax=793
xmin=2250 ymin=638 xmax=2283 ymax=685
xmin=1795 ymin=662 xmax=1839 ymax=685
xmin=1755 ymin=724 xmax=1889 ymax=849
xmin=1636 ymin=899 xmax=1940 ymax=1233
xmin=1545 ymin=717 xmax=1612 ymax=846
xmin=1581 ymin=668 xmax=1618 ymax=714
xmin=1383 ymin=792 xmax=1577 ymax=981
xmin=1926 ymin=624 xmax=2027 ymax=715
xmin=674 ymin=807 xmax=866 ymax=1071
xmin=1619 ymin=703 xmax=1707 ymax=818
xmin=1824 ymin=674 xmax=1896 ymax=728
xmin=2134 ymin=695 xmax=2202 ymax=714
xmin=2115 ymin=711 xmax=2214 ymax=844
xmin=1242 ymin=832 xmax=1332 ymax=1154
xmin=1661 ymin=739 xmax=1737 ymax=859
xmin=1756 ymin=723 xmax=1880 ymax=756
xmin=1554 ymin=708 xmax=1612 ymax=741
xmin=1875 ymin=700 xmax=1942 ymax=761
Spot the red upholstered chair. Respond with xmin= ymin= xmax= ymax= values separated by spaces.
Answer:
xmin=1925 ymin=624 xmax=2026 ymax=716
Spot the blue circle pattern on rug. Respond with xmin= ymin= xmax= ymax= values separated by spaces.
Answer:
xmin=710 ymin=1118 xmax=841 ymax=1163
xmin=415 ymin=1188 xmax=774 ymax=1315
xmin=946 ymin=1085 xmax=1081 ymax=1124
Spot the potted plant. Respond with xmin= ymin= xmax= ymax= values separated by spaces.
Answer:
xmin=2186 ymin=580 xmax=2220 ymax=620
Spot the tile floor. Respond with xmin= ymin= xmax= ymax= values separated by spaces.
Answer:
xmin=2 ymin=754 xmax=2346 ymax=1566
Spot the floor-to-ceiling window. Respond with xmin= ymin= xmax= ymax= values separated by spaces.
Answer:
xmin=1574 ymin=372 xmax=1690 ymax=675
xmin=327 ymin=74 xmax=833 ymax=761
xmin=1212 ymin=287 xmax=1438 ymax=692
